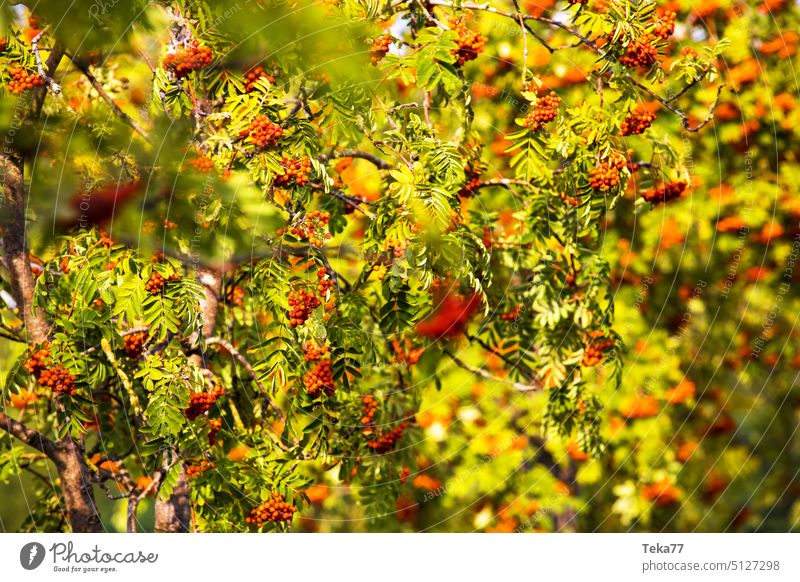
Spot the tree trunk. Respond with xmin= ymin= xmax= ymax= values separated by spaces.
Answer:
xmin=0 ymin=45 xmax=101 ymax=533
xmin=0 ymin=152 xmax=49 ymax=343
xmin=154 ymin=454 xmax=192 ymax=532
xmin=154 ymin=269 xmax=220 ymax=532
xmin=53 ymin=438 xmax=103 ymax=532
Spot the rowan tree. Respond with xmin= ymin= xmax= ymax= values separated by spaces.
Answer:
xmin=2 ymin=0 xmax=791 ymax=534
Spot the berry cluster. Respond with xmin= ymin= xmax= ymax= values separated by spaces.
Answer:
xmin=317 ymin=267 xmax=335 ymax=297
xmin=367 ymin=423 xmax=407 ymax=454
xmin=25 ymin=345 xmax=77 ymax=396
xmin=642 ymin=180 xmax=688 ymax=204
xmin=244 ymin=66 xmax=275 ymax=92
xmin=370 ymin=33 xmax=393 ymax=65
xmin=500 ymin=304 xmax=522 ymax=321
xmin=588 ymin=152 xmax=627 ymax=191
xmin=450 ymin=20 xmax=487 ymax=66
xmin=24 ymin=345 xmax=50 ymax=378
xmin=144 ymin=272 xmax=179 ymax=294
xmin=621 ymin=111 xmax=656 ymax=136
xmin=360 ymin=394 xmax=378 ymax=433
xmin=582 ymin=330 xmax=615 ymax=367
xmin=123 ymin=332 xmax=147 ymax=358
xmin=302 ymin=341 xmax=329 ymax=362
xmin=186 ymin=460 xmax=215 ymax=478
xmin=189 ymin=156 xmax=215 ymax=173
xmin=207 ymin=418 xmax=222 ymax=446
xmin=390 ymin=337 xmax=424 ymax=365
xmin=290 ymin=210 xmax=331 ymax=247
xmin=163 ymin=43 xmax=213 ymax=78
xmin=288 ymin=289 xmax=321 ymax=327
xmin=226 ymin=285 xmax=245 ymax=307
xmin=399 ymin=466 xmax=411 ymax=484
xmin=242 ymin=115 xmax=284 ymax=148
xmin=7 ymin=67 xmax=45 ymax=95
xmin=619 ymin=35 xmax=659 ymax=69
xmin=246 ymin=494 xmax=296 ymax=526
xmin=642 ymin=479 xmax=680 ymax=507
xmin=274 ymin=157 xmax=313 ymax=188
xmin=523 ymin=92 xmax=561 ymax=132
xmin=304 ymin=359 xmax=335 ymax=398
xmin=39 ymin=366 xmax=78 ymax=396
xmin=681 ymin=47 xmax=699 ymax=59
xmin=653 ymin=11 xmax=676 ymax=40
xmin=145 ymin=272 xmax=165 ymax=294
xmin=184 ymin=387 xmax=225 ymax=421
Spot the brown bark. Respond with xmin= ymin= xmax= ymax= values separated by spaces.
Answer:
xmin=0 ymin=412 xmax=102 ymax=531
xmin=52 ymin=439 xmax=103 ymax=532
xmin=0 ymin=151 xmax=49 ymax=344
xmin=154 ymin=269 xmax=221 ymax=533
xmin=0 ymin=44 xmax=101 ymax=533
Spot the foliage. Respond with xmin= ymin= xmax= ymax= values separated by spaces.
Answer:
xmin=0 ymin=0 xmax=797 ymax=533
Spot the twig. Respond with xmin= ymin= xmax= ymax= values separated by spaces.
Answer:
xmin=423 ymin=91 xmax=433 ymax=126
xmin=511 ymin=0 xmax=529 ymax=78
xmin=205 ymin=337 xmax=285 ymax=422
xmin=443 ymin=349 xmax=541 ymax=392
xmin=69 ymin=55 xmax=151 ymax=141
xmin=473 ymin=178 xmax=535 ymax=190
xmin=309 ymin=183 xmax=377 ymax=219
xmin=0 ymin=412 xmax=56 ymax=456
xmin=666 ymin=68 xmax=711 ymax=103
xmin=317 ymin=149 xmax=392 ymax=170
xmin=31 ymin=29 xmax=61 ymax=96
xmin=100 ymin=338 xmax=144 ymax=418
xmin=682 ymin=84 xmax=725 ymax=132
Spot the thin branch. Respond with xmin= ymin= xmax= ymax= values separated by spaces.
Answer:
xmin=443 ymin=350 xmax=541 ymax=392
xmin=100 ymin=338 xmax=144 ymax=418
xmin=666 ymin=68 xmax=711 ymax=103
xmin=0 ymin=411 xmax=56 ymax=456
xmin=205 ymin=337 xmax=285 ymax=422
xmin=511 ymin=0 xmax=529 ymax=77
xmin=31 ymin=29 xmax=61 ymax=96
xmin=473 ymin=177 xmax=535 ymax=190
xmin=682 ymin=84 xmax=725 ymax=132
xmin=317 ymin=149 xmax=392 ymax=170
xmin=68 ymin=55 xmax=151 ymax=141
xmin=309 ymin=183 xmax=377 ymax=219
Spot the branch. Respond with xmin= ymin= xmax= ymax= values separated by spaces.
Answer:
xmin=205 ymin=337 xmax=286 ymax=422
xmin=427 ymin=0 xmax=717 ymax=131
xmin=443 ymin=349 xmax=541 ymax=392
xmin=628 ymin=75 xmax=725 ymax=132
xmin=0 ymin=411 xmax=56 ymax=456
xmin=100 ymin=338 xmax=144 ymax=418
xmin=309 ymin=183 xmax=377 ymax=219
xmin=473 ymin=178 xmax=535 ymax=190
xmin=317 ymin=149 xmax=392 ymax=170
xmin=68 ymin=55 xmax=151 ymax=141
xmin=31 ymin=30 xmax=61 ymax=96
xmin=511 ymin=0 xmax=529 ymax=75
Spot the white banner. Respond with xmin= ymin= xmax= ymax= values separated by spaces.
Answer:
xmin=0 ymin=534 xmax=797 ymax=581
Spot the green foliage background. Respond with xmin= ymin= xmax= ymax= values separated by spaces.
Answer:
xmin=0 ymin=0 xmax=798 ymax=532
